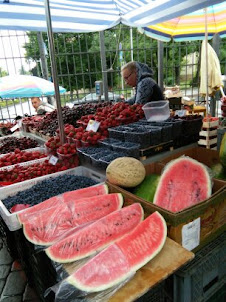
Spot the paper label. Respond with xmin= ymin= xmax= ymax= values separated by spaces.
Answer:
xmin=49 ymin=155 xmax=58 ymax=165
xmin=86 ymin=120 xmax=100 ymax=132
xmin=182 ymin=217 xmax=200 ymax=251
xmin=175 ymin=110 xmax=187 ymax=117
xmin=10 ymin=124 xmax=19 ymax=132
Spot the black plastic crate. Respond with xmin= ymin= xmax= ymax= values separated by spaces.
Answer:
xmin=135 ymin=281 xmax=166 ymax=302
xmin=112 ymin=141 xmax=140 ymax=158
xmin=172 ymin=233 xmax=226 ymax=302
xmin=90 ymin=150 xmax=111 ymax=168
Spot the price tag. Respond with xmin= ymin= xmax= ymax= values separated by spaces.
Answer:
xmin=86 ymin=120 xmax=100 ymax=132
xmin=49 ymin=155 xmax=58 ymax=165
xmin=10 ymin=124 xmax=19 ymax=133
xmin=182 ymin=217 xmax=200 ymax=251
xmin=175 ymin=110 xmax=187 ymax=117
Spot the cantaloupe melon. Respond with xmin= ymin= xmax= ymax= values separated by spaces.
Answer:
xmin=106 ymin=157 xmax=146 ymax=187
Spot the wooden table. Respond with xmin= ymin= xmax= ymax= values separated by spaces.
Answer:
xmin=109 ymin=237 xmax=194 ymax=302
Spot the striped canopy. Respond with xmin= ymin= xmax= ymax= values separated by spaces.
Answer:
xmin=141 ymin=2 xmax=226 ymax=42
xmin=0 ymin=0 xmax=224 ymax=33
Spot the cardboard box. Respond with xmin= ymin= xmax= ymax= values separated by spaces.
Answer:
xmin=106 ymin=162 xmax=226 ymax=251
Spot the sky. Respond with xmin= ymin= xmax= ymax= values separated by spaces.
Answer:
xmin=0 ymin=30 xmax=36 ymax=75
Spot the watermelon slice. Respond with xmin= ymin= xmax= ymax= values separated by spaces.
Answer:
xmin=153 ymin=157 xmax=212 ymax=212
xmin=63 ymin=211 xmax=166 ymax=292
xmin=23 ymin=193 xmax=123 ymax=246
xmin=46 ymin=203 xmax=144 ymax=263
xmin=17 ymin=183 xmax=108 ymax=224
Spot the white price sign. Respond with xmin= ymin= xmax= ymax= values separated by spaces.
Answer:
xmin=175 ymin=110 xmax=187 ymax=117
xmin=182 ymin=217 xmax=200 ymax=251
xmin=49 ymin=155 xmax=58 ymax=165
xmin=10 ymin=124 xmax=19 ymax=133
xmin=86 ymin=120 xmax=100 ymax=132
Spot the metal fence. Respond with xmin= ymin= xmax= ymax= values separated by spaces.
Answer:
xmin=0 ymin=26 xmax=226 ymax=122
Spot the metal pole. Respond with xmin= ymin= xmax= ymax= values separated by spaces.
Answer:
xmin=210 ymin=33 xmax=220 ymax=116
xmin=158 ymin=40 xmax=164 ymax=92
xmin=204 ymin=8 xmax=209 ymax=116
xmin=37 ymin=32 xmax=49 ymax=80
xmin=130 ymin=27 xmax=134 ymax=61
xmin=99 ymin=31 xmax=109 ymax=102
xmin=44 ymin=0 xmax=65 ymax=143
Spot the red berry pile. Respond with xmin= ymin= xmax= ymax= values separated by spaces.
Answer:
xmin=0 ymin=137 xmax=38 ymax=154
xmin=0 ymin=158 xmax=79 ymax=184
xmin=0 ymin=148 xmax=46 ymax=167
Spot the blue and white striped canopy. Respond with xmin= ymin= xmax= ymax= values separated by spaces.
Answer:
xmin=0 ymin=0 xmax=224 ymax=33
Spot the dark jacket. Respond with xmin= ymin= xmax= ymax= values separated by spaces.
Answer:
xmin=127 ymin=62 xmax=164 ymax=105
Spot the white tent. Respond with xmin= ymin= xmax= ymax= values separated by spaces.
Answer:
xmin=0 ymin=0 xmax=223 ymax=32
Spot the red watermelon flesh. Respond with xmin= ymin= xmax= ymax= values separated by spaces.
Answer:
xmin=66 ymin=211 xmax=166 ymax=292
xmin=153 ymin=157 xmax=212 ymax=212
xmin=17 ymin=183 xmax=108 ymax=224
xmin=46 ymin=203 xmax=143 ymax=263
xmin=23 ymin=193 xmax=123 ymax=246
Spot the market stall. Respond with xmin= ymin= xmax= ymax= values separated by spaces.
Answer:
xmin=0 ymin=1 xmax=225 ymax=301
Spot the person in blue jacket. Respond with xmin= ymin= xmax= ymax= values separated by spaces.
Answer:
xmin=121 ymin=61 xmax=164 ymax=105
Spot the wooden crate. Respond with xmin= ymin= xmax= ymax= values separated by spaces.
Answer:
xmin=106 ymin=162 xmax=226 ymax=251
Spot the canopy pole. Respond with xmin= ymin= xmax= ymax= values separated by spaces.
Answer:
xmin=158 ymin=41 xmax=164 ymax=92
xmin=130 ymin=27 xmax=134 ymax=61
xmin=99 ymin=31 xmax=109 ymax=102
xmin=44 ymin=0 xmax=65 ymax=143
xmin=204 ymin=7 xmax=209 ymax=116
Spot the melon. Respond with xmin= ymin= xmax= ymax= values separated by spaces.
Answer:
xmin=133 ymin=174 xmax=160 ymax=202
xmin=17 ymin=183 xmax=108 ymax=224
xmin=46 ymin=203 xmax=143 ymax=263
xmin=219 ymin=132 xmax=226 ymax=169
xmin=106 ymin=157 xmax=146 ymax=187
xmin=153 ymin=157 xmax=212 ymax=212
xmin=60 ymin=211 xmax=166 ymax=293
xmin=23 ymin=193 xmax=123 ymax=246
xmin=211 ymin=163 xmax=226 ymax=180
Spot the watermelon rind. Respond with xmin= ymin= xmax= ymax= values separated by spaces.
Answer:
xmin=153 ymin=156 xmax=212 ymax=212
xmin=22 ymin=193 xmax=124 ymax=246
xmin=66 ymin=211 xmax=167 ymax=292
xmin=45 ymin=203 xmax=143 ymax=263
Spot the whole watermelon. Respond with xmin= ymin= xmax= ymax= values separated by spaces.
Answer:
xmin=133 ymin=174 xmax=160 ymax=203
xmin=219 ymin=132 xmax=226 ymax=169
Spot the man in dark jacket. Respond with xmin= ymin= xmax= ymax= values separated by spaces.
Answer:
xmin=121 ymin=61 xmax=164 ymax=104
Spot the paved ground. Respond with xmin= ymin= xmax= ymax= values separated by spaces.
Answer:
xmin=0 ymin=237 xmax=41 ymax=302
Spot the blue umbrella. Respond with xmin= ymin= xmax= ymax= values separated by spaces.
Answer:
xmin=0 ymin=75 xmax=66 ymax=98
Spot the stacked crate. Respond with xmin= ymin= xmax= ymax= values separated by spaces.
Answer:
xmin=198 ymin=119 xmax=219 ymax=149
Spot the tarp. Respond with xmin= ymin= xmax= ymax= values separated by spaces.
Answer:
xmin=0 ymin=0 xmax=224 ymax=33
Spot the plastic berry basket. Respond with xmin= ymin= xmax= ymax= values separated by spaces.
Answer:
xmin=90 ymin=151 xmax=110 ymax=169
xmin=148 ymin=123 xmax=173 ymax=142
xmin=142 ymin=126 xmax=162 ymax=146
xmin=123 ymin=126 xmax=151 ymax=149
xmin=99 ymin=152 xmax=127 ymax=170
xmin=98 ymin=138 xmax=121 ymax=150
xmin=72 ymin=138 xmax=82 ymax=148
xmin=108 ymin=126 xmax=128 ymax=141
xmin=112 ymin=142 xmax=140 ymax=158
xmin=44 ymin=144 xmax=57 ymax=156
xmin=180 ymin=115 xmax=203 ymax=136
xmin=161 ymin=119 xmax=183 ymax=139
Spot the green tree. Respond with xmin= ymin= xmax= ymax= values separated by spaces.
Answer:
xmin=0 ymin=67 xmax=8 ymax=77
